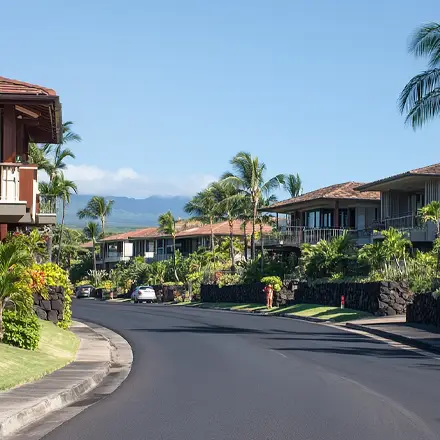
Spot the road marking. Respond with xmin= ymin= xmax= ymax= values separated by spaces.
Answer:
xmin=272 ymin=350 xmax=287 ymax=358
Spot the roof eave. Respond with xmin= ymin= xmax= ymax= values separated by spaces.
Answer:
xmin=356 ymin=172 xmax=440 ymax=192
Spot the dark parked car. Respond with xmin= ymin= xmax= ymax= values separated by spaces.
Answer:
xmin=75 ymin=285 xmax=94 ymax=298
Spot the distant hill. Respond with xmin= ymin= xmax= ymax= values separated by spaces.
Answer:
xmin=64 ymin=195 xmax=191 ymax=228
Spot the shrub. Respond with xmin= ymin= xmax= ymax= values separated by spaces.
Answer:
xmin=218 ymin=273 xmax=241 ymax=288
xmin=261 ymin=276 xmax=282 ymax=292
xmin=3 ymin=311 xmax=41 ymax=350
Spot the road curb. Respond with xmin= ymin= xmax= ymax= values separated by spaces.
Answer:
xmin=0 ymin=321 xmax=132 ymax=440
xmin=345 ymin=322 xmax=440 ymax=355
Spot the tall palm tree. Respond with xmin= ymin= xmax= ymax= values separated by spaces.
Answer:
xmin=222 ymin=152 xmax=284 ymax=260
xmin=0 ymin=241 xmax=32 ymax=342
xmin=419 ymin=201 xmax=440 ymax=237
xmin=283 ymin=173 xmax=302 ymax=198
xmin=83 ymin=222 xmax=100 ymax=271
xmin=158 ymin=211 xmax=178 ymax=281
xmin=256 ymin=195 xmax=277 ymax=271
xmin=53 ymin=175 xmax=78 ymax=265
xmin=215 ymin=182 xmax=243 ymax=271
xmin=184 ymin=186 xmax=220 ymax=251
xmin=29 ymin=121 xmax=81 ymax=177
xmin=399 ymin=23 xmax=440 ymax=129
xmin=77 ymin=196 xmax=115 ymax=237
xmin=238 ymin=197 xmax=252 ymax=261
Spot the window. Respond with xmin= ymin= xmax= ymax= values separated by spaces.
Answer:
xmin=339 ymin=209 xmax=348 ymax=228
xmin=306 ymin=210 xmax=320 ymax=228
xmin=322 ymin=209 xmax=333 ymax=228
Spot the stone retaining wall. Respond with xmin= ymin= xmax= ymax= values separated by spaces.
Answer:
xmin=33 ymin=286 xmax=65 ymax=323
xmin=201 ymin=283 xmax=266 ymax=304
xmin=407 ymin=293 xmax=440 ymax=326
xmin=295 ymin=281 xmax=413 ymax=316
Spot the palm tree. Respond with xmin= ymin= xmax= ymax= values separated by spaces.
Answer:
xmin=158 ymin=211 xmax=179 ymax=281
xmin=238 ymin=197 xmax=252 ymax=261
xmin=419 ymin=201 xmax=440 ymax=237
xmin=283 ymin=173 xmax=302 ymax=198
xmin=83 ymin=222 xmax=100 ymax=271
xmin=0 ymin=241 xmax=32 ymax=342
xmin=53 ymin=175 xmax=78 ymax=265
xmin=399 ymin=23 xmax=440 ymax=129
xmin=222 ymin=152 xmax=284 ymax=260
xmin=215 ymin=182 xmax=243 ymax=271
xmin=77 ymin=196 xmax=115 ymax=237
xmin=184 ymin=186 xmax=220 ymax=251
xmin=256 ymin=195 xmax=277 ymax=271
xmin=29 ymin=121 xmax=81 ymax=177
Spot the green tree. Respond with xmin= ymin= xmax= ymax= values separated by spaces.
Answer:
xmin=283 ymin=173 xmax=302 ymax=197
xmin=52 ymin=175 xmax=78 ymax=265
xmin=0 ymin=241 xmax=32 ymax=342
xmin=83 ymin=222 xmax=100 ymax=271
xmin=184 ymin=186 xmax=220 ymax=251
xmin=419 ymin=201 xmax=440 ymax=237
xmin=256 ymin=195 xmax=277 ymax=272
xmin=158 ymin=211 xmax=178 ymax=281
xmin=399 ymin=23 xmax=440 ymax=129
xmin=222 ymin=152 xmax=284 ymax=260
xmin=77 ymin=196 xmax=115 ymax=237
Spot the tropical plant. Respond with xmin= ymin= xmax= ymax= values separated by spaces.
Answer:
xmin=184 ymin=185 xmax=221 ymax=251
xmin=158 ymin=211 xmax=178 ymax=281
xmin=300 ymin=233 xmax=357 ymax=280
xmin=256 ymin=195 xmax=276 ymax=271
xmin=53 ymin=227 xmax=87 ymax=269
xmin=222 ymin=152 xmax=284 ymax=259
xmin=52 ymin=174 xmax=78 ymax=265
xmin=77 ymin=196 xmax=114 ymax=236
xmin=283 ymin=173 xmax=302 ymax=197
xmin=83 ymin=222 xmax=100 ymax=271
xmin=358 ymin=241 xmax=387 ymax=272
xmin=419 ymin=201 xmax=440 ymax=237
xmin=87 ymin=269 xmax=107 ymax=287
xmin=0 ymin=241 xmax=32 ymax=342
xmin=238 ymin=197 xmax=252 ymax=261
xmin=381 ymin=228 xmax=412 ymax=275
xmin=261 ymin=275 xmax=282 ymax=292
xmin=399 ymin=22 xmax=440 ymax=129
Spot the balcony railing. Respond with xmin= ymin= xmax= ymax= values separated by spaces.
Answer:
xmin=261 ymin=226 xmax=350 ymax=246
xmin=0 ymin=164 xmax=20 ymax=202
xmin=383 ymin=214 xmax=423 ymax=231
xmin=39 ymin=195 xmax=57 ymax=214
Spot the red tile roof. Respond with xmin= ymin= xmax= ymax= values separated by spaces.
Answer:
xmin=265 ymin=182 xmax=380 ymax=210
xmin=80 ymin=241 xmax=94 ymax=248
xmin=0 ymin=76 xmax=57 ymax=96
xmin=356 ymin=163 xmax=440 ymax=191
xmin=98 ymin=221 xmax=272 ymax=243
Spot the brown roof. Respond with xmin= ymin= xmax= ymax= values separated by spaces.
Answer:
xmin=80 ymin=241 xmax=94 ymax=249
xmin=264 ymin=182 xmax=380 ymax=211
xmin=98 ymin=221 xmax=272 ymax=243
xmin=357 ymin=163 xmax=440 ymax=191
xmin=175 ymin=220 xmax=271 ymax=238
xmin=0 ymin=76 xmax=57 ymax=96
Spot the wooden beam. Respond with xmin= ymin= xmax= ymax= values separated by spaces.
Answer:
xmin=15 ymin=105 xmax=40 ymax=118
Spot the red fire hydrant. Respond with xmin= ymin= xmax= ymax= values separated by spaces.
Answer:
xmin=341 ymin=295 xmax=345 ymax=309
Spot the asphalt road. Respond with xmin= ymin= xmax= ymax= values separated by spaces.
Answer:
xmin=41 ymin=300 xmax=440 ymax=440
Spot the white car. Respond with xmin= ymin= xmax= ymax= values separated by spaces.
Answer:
xmin=131 ymin=286 xmax=157 ymax=304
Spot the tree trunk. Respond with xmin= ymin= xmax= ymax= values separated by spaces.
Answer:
xmin=56 ymin=199 xmax=66 ymax=265
xmin=173 ymin=235 xmax=179 ymax=281
xmin=251 ymin=201 xmax=257 ymax=260
xmin=210 ymin=218 xmax=214 ymax=251
xmin=0 ymin=301 xmax=4 ymax=343
xmin=243 ymin=222 xmax=248 ymax=261
xmin=47 ymin=228 xmax=53 ymax=263
xmin=101 ymin=217 xmax=105 ymax=237
xmin=260 ymin=223 xmax=264 ymax=273
xmin=92 ymin=243 xmax=97 ymax=271
xmin=229 ymin=219 xmax=235 ymax=272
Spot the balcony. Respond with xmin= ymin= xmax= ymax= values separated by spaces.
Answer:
xmin=104 ymin=251 xmax=131 ymax=263
xmin=37 ymin=195 xmax=57 ymax=225
xmin=375 ymin=214 xmax=431 ymax=242
xmin=0 ymin=164 xmax=26 ymax=222
xmin=260 ymin=226 xmax=370 ymax=247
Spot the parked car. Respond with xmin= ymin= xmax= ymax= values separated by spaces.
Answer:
xmin=75 ymin=285 xmax=94 ymax=298
xmin=131 ymin=286 xmax=157 ymax=303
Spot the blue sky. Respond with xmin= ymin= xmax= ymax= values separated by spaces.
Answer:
xmin=2 ymin=0 xmax=440 ymax=198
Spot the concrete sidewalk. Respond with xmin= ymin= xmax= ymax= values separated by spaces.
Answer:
xmin=346 ymin=316 xmax=440 ymax=355
xmin=0 ymin=321 xmax=132 ymax=439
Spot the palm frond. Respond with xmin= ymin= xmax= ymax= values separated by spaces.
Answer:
xmin=409 ymin=22 xmax=440 ymax=67
xmin=261 ymin=174 xmax=284 ymax=195
xmin=404 ymin=87 xmax=440 ymax=129
xmin=283 ymin=173 xmax=302 ymax=197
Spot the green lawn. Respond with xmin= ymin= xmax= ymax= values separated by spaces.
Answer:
xmin=179 ymin=302 xmax=371 ymax=322
xmin=0 ymin=320 xmax=80 ymax=391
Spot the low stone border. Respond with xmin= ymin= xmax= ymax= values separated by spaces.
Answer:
xmin=0 ymin=321 xmax=132 ymax=439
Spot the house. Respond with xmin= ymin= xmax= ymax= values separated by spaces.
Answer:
xmin=95 ymin=220 xmax=272 ymax=269
xmin=261 ymin=182 xmax=381 ymax=248
xmin=0 ymin=76 xmax=62 ymax=238
xmin=356 ymin=163 xmax=440 ymax=245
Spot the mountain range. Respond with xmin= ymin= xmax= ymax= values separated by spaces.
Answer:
xmin=64 ymin=195 xmax=191 ymax=229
